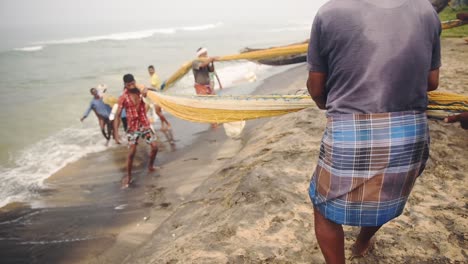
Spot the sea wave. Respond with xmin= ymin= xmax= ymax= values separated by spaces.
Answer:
xmin=31 ymin=22 xmax=223 ymax=46
xmin=172 ymin=61 xmax=271 ymax=94
xmin=180 ymin=22 xmax=223 ymax=31
xmin=0 ymin=126 xmax=112 ymax=208
xmin=34 ymin=28 xmax=176 ymax=45
xmin=13 ymin=46 xmax=44 ymax=52
xmin=266 ymin=26 xmax=310 ymax=33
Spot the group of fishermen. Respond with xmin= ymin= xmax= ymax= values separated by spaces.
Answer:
xmin=80 ymin=48 xmax=221 ymax=188
xmin=79 ymin=0 xmax=468 ymax=261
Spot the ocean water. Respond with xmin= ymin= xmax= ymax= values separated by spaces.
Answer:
xmin=0 ymin=20 xmax=313 ymax=207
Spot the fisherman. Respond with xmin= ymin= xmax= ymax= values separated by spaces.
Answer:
xmin=80 ymin=87 xmax=114 ymax=146
xmin=192 ymin=48 xmax=222 ymax=128
xmin=192 ymin=47 xmax=220 ymax=95
xmin=114 ymin=74 xmax=159 ymax=188
xmin=306 ymin=0 xmax=441 ymax=262
xmin=148 ymin=65 xmax=162 ymax=90
xmin=147 ymin=65 xmax=172 ymax=132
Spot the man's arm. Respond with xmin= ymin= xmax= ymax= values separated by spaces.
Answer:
xmin=428 ymin=69 xmax=439 ymax=91
xmin=81 ymin=102 xmax=93 ymax=122
xmin=445 ymin=112 xmax=468 ymax=130
xmin=135 ymin=83 xmax=148 ymax=97
xmin=197 ymin=57 xmax=217 ymax=68
xmin=307 ymin=72 xmax=327 ymax=110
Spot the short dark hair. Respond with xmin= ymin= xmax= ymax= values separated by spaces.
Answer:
xmin=90 ymin=87 xmax=96 ymax=93
xmin=197 ymin=47 xmax=203 ymax=52
xmin=148 ymin=65 xmax=154 ymax=70
xmin=123 ymin=74 xmax=135 ymax=83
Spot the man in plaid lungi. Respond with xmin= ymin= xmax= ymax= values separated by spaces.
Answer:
xmin=306 ymin=0 xmax=442 ymax=263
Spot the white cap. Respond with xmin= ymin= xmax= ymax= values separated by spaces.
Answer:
xmin=196 ymin=47 xmax=208 ymax=57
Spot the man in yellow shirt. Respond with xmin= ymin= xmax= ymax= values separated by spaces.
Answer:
xmin=148 ymin=65 xmax=161 ymax=90
xmin=147 ymin=65 xmax=174 ymax=144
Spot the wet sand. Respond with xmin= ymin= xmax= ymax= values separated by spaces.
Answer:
xmin=1 ymin=39 xmax=467 ymax=264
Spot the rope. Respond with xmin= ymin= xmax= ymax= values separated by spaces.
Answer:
xmin=441 ymin=19 xmax=468 ymax=30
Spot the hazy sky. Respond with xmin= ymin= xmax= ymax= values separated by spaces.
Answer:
xmin=0 ymin=0 xmax=328 ymax=50
xmin=0 ymin=0 xmax=329 ymax=27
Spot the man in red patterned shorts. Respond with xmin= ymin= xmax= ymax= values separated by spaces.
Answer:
xmin=114 ymin=74 xmax=159 ymax=188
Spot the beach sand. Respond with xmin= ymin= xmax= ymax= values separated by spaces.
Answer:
xmin=126 ymin=39 xmax=468 ymax=264
xmin=0 ymin=38 xmax=467 ymax=264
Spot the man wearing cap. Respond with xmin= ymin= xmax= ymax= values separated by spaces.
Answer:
xmin=192 ymin=47 xmax=221 ymax=95
xmin=114 ymin=74 xmax=159 ymax=188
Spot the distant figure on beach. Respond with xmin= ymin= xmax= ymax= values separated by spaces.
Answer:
xmin=113 ymin=74 xmax=159 ymax=188
xmin=193 ymin=47 xmax=222 ymax=129
xmin=80 ymin=87 xmax=114 ymax=146
xmin=445 ymin=112 xmax=468 ymax=129
xmin=306 ymin=0 xmax=441 ymax=263
xmin=148 ymin=65 xmax=162 ymax=91
xmin=192 ymin=47 xmax=222 ymax=95
xmin=147 ymin=65 xmax=172 ymax=133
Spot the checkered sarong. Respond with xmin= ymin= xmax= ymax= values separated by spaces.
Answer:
xmin=309 ymin=111 xmax=429 ymax=226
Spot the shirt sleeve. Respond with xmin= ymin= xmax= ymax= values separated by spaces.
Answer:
xmin=307 ymin=13 xmax=328 ymax=73
xmin=83 ymin=101 xmax=93 ymax=118
xmin=430 ymin=15 xmax=442 ymax=70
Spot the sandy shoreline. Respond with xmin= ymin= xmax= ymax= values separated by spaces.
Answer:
xmin=0 ymin=38 xmax=467 ymax=264
xmin=128 ymin=39 xmax=468 ymax=264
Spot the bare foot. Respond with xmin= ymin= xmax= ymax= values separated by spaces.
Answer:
xmin=121 ymin=177 xmax=133 ymax=189
xmin=350 ymin=237 xmax=376 ymax=259
xmin=148 ymin=166 xmax=161 ymax=172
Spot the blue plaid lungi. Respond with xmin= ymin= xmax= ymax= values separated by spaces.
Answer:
xmin=309 ymin=111 xmax=429 ymax=226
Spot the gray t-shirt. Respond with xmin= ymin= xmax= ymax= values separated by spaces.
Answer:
xmin=307 ymin=0 xmax=441 ymax=115
xmin=192 ymin=60 xmax=212 ymax=85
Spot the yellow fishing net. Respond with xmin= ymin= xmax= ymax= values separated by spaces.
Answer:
xmin=146 ymin=92 xmax=468 ymax=124
xmin=141 ymin=19 xmax=468 ymax=124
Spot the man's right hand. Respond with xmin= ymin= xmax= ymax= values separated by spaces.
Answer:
xmin=80 ymin=117 xmax=84 ymax=122
xmin=444 ymin=112 xmax=468 ymax=130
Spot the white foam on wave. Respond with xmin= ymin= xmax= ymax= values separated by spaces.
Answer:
xmin=34 ymin=28 xmax=176 ymax=45
xmin=170 ymin=61 xmax=272 ymax=95
xmin=0 ymin=125 xmax=112 ymax=208
xmin=32 ymin=22 xmax=223 ymax=46
xmin=180 ymin=22 xmax=223 ymax=31
xmin=13 ymin=46 xmax=44 ymax=52
xmin=266 ymin=26 xmax=310 ymax=33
